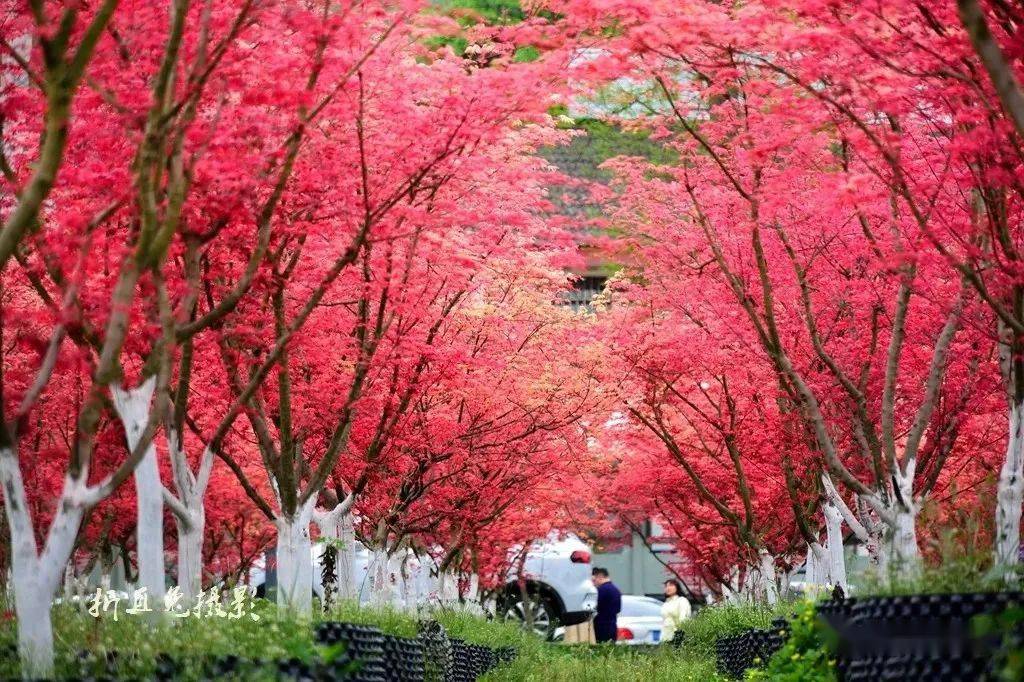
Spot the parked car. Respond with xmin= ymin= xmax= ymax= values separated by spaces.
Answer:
xmin=615 ymin=595 xmax=665 ymax=645
xmin=551 ymin=594 xmax=667 ymax=645
xmin=497 ymin=532 xmax=597 ymax=639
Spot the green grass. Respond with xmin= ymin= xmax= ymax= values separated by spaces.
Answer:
xmin=484 ymin=644 xmax=721 ymax=681
xmin=483 ymin=601 xmax=800 ymax=681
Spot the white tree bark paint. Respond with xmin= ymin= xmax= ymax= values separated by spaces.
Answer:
xmin=890 ymin=506 xmax=920 ymax=570
xmin=889 ymin=466 xmax=920 ymax=573
xmin=275 ymin=496 xmax=317 ymax=616
xmin=1 ymin=450 xmax=89 ymax=678
xmin=312 ymin=499 xmax=357 ymax=603
xmin=3 ymin=448 xmax=54 ymax=678
xmin=62 ymin=564 xmax=74 ymax=599
xmin=111 ymin=377 xmax=166 ymax=603
xmin=464 ymin=573 xmax=481 ymax=608
xmin=436 ymin=569 xmax=460 ymax=607
xmin=823 ymin=474 xmax=892 ymax=581
xmin=175 ymin=511 xmax=204 ymax=603
xmin=400 ymin=552 xmax=420 ymax=613
xmin=758 ymin=550 xmax=779 ymax=605
xmin=165 ymin=430 xmax=215 ymax=605
xmin=995 ymin=399 xmax=1024 ymax=572
xmin=805 ymin=541 xmax=820 ymax=587
xmin=367 ymin=549 xmax=403 ymax=608
xmin=823 ymin=498 xmax=847 ymax=590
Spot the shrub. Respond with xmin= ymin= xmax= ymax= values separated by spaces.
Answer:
xmin=746 ymin=600 xmax=836 ymax=682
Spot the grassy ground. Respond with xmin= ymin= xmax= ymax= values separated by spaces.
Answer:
xmin=0 ymin=598 xmax=794 ymax=680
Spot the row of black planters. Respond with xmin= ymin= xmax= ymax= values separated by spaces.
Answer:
xmin=68 ymin=620 xmax=515 ymax=681
xmin=311 ymin=620 xmax=514 ymax=682
xmin=714 ymin=593 xmax=1024 ymax=681
xmin=713 ymin=617 xmax=788 ymax=679
xmin=819 ymin=592 xmax=1023 ymax=681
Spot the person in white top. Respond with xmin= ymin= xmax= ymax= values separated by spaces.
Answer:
xmin=661 ymin=579 xmax=691 ymax=645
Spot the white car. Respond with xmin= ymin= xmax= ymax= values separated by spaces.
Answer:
xmin=615 ymin=595 xmax=666 ymax=645
xmin=552 ymin=595 xmax=669 ymax=645
xmin=497 ymin=532 xmax=597 ymax=639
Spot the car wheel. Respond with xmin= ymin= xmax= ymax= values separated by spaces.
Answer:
xmin=501 ymin=592 xmax=557 ymax=640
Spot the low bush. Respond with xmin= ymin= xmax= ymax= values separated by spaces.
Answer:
xmin=745 ymin=600 xmax=836 ymax=682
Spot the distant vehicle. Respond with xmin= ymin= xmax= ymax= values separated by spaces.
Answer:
xmin=497 ymin=533 xmax=597 ymax=640
xmin=614 ymin=595 xmax=666 ymax=645
xmin=551 ymin=594 xmax=667 ymax=645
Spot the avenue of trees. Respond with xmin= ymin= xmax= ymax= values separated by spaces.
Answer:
xmin=4 ymin=0 xmax=1024 ymax=677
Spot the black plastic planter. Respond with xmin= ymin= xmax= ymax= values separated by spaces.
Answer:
xmin=714 ymin=621 xmax=788 ymax=680
xmin=817 ymin=592 xmax=1024 ymax=682
xmin=313 ymin=621 xmax=387 ymax=681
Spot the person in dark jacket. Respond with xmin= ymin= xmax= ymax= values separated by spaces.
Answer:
xmin=591 ymin=567 xmax=622 ymax=643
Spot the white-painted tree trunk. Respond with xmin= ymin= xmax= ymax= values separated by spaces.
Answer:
xmin=864 ymin=525 xmax=887 ymax=576
xmin=111 ymin=378 xmax=166 ymax=603
xmin=8 ymin=507 xmax=54 ymax=679
xmin=165 ymin=431 xmax=215 ymax=606
xmin=888 ymin=466 xmax=920 ymax=575
xmin=312 ymin=502 xmax=357 ymax=603
xmin=62 ymin=564 xmax=74 ymax=599
xmin=890 ymin=505 xmax=920 ymax=572
xmin=1 ymin=449 xmax=88 ymax=678
xmin=995 ymin=399 xmax=1024 ymax=572
xmin=823 ymin=474 xmax=891 ymax=581
xmin=367 ymin=549 xmax=401 ymax=608
xmin=175 ymin=509 xmax=205 ymax=604
xmin=400 ymin=552 xmax=420 ymax=613
xmin=805 ymin=541 xmax=821 ymax=587
xmin=757 ymin=550 xmax=779 ymax=605
xmin=275 ymin=498 xmax=317 ymax=616
xmin=436 ymin=569 xmax=460 ymax=606
xmin=14 ymin=595 xmax=52 ymax=680
xmin=464 ymin=573 xmax=481 ymax=607
xmin=823 ymin=498 xmax=848 ymax=590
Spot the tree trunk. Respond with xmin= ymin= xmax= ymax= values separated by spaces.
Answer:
xmin=312 ymin=505 xmax=356 ymax=602
xmin=809 ymin=540 xmax=833 ymax=589
xmin=165 ymin=431 xmax=215 ymax=606
xmin=367 ymin=548 xmax=396 ymax=608
xmin=275 ymin=500 xmax=316 ymax=616
xmin=756 ymin=549 xmax=779 ymax=605
xmin=889 ymin=504 xmax=920 ymax=574
xmin=1 ymin=450 xmax=85 ymax=678
xmin=400 ymin=551 xmax=419 ymax=613
xmin=13 ymin=590 xmax=53 ymax=680
xmin=995 ymin=398 xmax=1024 ymax=572
xmin=436 ymin=569 xmax=459 ymax=606
xmin=111 ymin=378 xmax=166 ymax=603
xmin=823 ymin=499 xmax=848 ymax=590
xmin=175 ymin=507 xmax=205 ymax=604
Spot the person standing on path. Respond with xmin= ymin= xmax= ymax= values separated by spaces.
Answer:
xmin=591 ymin=567 xmax=622 ymax=644
xmin=661 ymin=579 xmax=691 ymax=645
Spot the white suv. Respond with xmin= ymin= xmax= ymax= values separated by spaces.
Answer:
xmin=497 ymin=532 xmax=597 ymax=639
